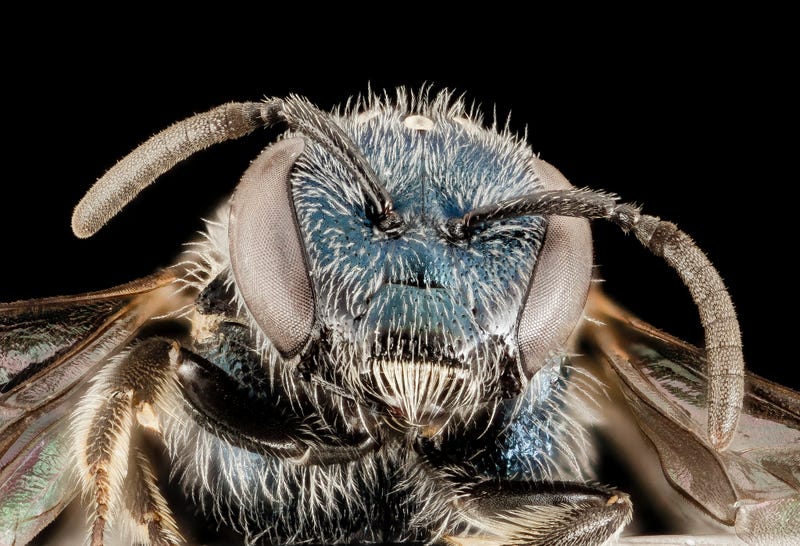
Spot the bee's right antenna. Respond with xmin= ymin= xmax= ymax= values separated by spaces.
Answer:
xmin=71 ymin=101 xmax=280 ymax=239
xmin=447 ymin=188 xmax=744 ymax=450
xmin=72 ymin=97 xmax=402 ymax=239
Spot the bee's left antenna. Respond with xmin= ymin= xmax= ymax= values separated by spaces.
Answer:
xmin=71 ymin=100 xmax=284 ymax=239
xmin=449 ymin=188 xmax=744 ymax=450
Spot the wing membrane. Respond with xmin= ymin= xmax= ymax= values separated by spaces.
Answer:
xmin=0 ymin=269 xmax=184 ymax=543
xmin=0 ymin=403 xmax=74 ymax=546
xmin=1 ymin=270 xmax=177 ymax=391
xmin=0 ymin=270 xmax=179 ymax=445
xmin=580 ymin=289 xmax=800 ymax=539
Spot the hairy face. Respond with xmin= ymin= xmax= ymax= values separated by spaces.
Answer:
xmin=291 ymin=96 xmax=546 ymax=426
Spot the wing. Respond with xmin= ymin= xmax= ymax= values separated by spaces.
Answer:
xmin=0 ymin=269 xmax=182 ymax=544
xmin=578 ymin=288 xmax=800 ymax=544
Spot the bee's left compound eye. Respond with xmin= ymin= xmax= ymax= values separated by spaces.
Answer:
xmin=228 ymin=137 xmax=314 ymax=358
xmin=516 ymin=158 xmax=593 ymax=378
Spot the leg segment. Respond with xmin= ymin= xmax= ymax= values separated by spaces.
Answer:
xmin=122 ymin=444 xmax=182 ymax=546
xmin=449 ymin=480 xmax=632 ymax=546
xmin=176 ymin=349 xmax=378 ymax=465
xmin=72 ymin=338 xmax=181 ymax=546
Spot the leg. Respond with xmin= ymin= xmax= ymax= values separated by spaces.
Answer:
xmin=72 ymin=338 xmax=181 ymax=546
xmin=176 ymin=348 xmax=378 ymax=465
xmin=448 ymin=480 xmax=632 ymax=546
xmin=120 ymin=442 xmax=183 ymax=545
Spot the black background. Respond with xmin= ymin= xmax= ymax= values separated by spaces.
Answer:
xmin=1 ymin=15 xmax=795 ymax=393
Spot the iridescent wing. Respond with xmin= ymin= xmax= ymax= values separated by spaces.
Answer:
xmin=0 ymin=270 xmax=180 ymax=544
xmin=578 ymin=289 xmax=800 ymax=545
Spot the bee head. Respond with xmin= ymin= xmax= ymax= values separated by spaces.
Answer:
xmin=227 ymin=92 xmax=592 ymax=426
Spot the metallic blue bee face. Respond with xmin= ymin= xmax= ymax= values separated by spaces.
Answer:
xmin=291 ymin=100 xmax=549 ymax=425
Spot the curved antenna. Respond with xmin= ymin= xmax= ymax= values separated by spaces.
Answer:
xmin=447 ymin=188 xmax=743 ymax=450
xmin=281 ymin=96 xmax=403 ymax=234
xmin=72 ymin=97 xmax=402 ymax=239
xmin=632 ymin=214 xmax=743 ymax=451
xmin=72 ymin=101 xmax=281 ymax=238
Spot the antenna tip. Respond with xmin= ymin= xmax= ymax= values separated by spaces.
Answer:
xmin=71 ymin=201 xmax=101 ymax=239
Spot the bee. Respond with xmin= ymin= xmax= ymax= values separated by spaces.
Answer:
xmin=1 ymin=89 xmax=798 ymax=546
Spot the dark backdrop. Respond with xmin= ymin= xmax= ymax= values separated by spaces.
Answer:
xmin=2 ymin=25 xmax=794 ymax=392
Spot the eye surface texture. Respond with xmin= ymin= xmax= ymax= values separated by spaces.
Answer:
xmin=228 ymin=137 xmax=314 ymax=358
xmin=515 ymin=159 xmax=592 ymax=378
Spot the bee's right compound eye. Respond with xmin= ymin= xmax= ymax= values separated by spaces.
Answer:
xmin=515 ymin=158 xmax=593 ymax=378
xmin=228 ymin=137 xmax=316 ymax=358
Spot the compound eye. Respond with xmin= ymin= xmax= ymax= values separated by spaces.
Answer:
xmin=228 ymin=138 xmax=314 ymax=358
xmin=516 ymin=158 xmax=593 ymax=378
